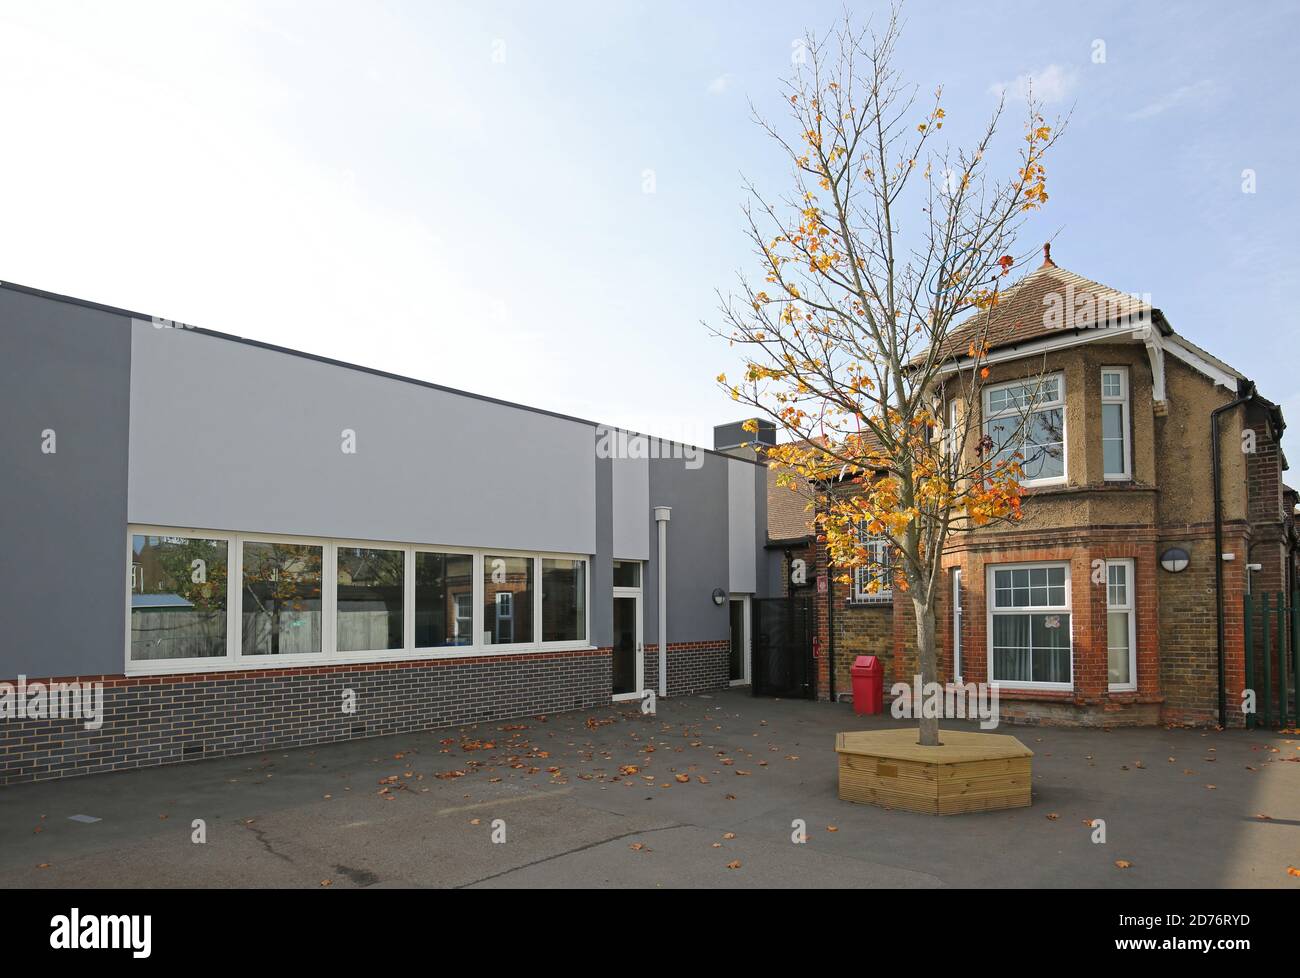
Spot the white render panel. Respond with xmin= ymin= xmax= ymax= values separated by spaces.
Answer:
xmin=727 ymin=457 xmax=756 ymax=593
xmin=128 ymin=322 xmax=596 ymax=553
xmin=611 ymin=456 xmax=650 ymax=560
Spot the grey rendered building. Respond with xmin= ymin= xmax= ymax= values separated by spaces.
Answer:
xmin=0 ymin=282 xmax=773 ymax=783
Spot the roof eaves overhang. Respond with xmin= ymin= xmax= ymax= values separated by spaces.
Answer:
xmin=930 ymin=312 xmax=1160 ymax=381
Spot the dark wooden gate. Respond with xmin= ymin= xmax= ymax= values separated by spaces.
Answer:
xmin=1243 ymin=590 xmax=1299 ymax=728
xmin=751 ymin=596 xmax=815 ymax=699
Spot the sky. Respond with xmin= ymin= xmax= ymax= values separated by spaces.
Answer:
xmin=1 ymin=0 xmax=1297 ymax=461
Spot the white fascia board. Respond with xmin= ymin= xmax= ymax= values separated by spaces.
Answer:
xmin=1159 ymin=334 xmax=1242 ymax=392
xmin=933 ymin=317 xmax=1240 ymax=397
xmin=932 ymin=320 xmax=1146 ymax=379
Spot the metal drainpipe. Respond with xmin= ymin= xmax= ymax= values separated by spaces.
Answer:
xmin=654 ymin=506 xmax=671 ymax=699
xmin=1212 ymin=380 xmax=1256 ymax=727
xmin=827 ymin=536 xmax=836 ymax=702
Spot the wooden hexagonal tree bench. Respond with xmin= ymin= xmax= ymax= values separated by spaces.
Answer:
xmin=835 ymin=729 xmax=1034 ymax=815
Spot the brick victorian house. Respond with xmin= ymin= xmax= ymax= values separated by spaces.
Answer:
xmin=761 ymin=246 xmax=1294 ymax=728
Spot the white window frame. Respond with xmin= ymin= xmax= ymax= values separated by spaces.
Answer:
xmin=126 ymin=527 xmax=238 ymax=668
xmin=412 ymin=546 xmax=478 ymax=653
xmin=851 ymin=529 xmax=894 ymax=604
xmin=480 ymin=549 xmax=540 ymax=652
xmin=611 ymin=561 xmax=644 ymax=702
xmin=952 ymin=567 xmax=963 ymax=682
xmin=985 ymin=560 xmax=1073 ymax=691
xmin=1106 ymin=558 xmax=1137 ymax=692
xmin=982 ymin=372 xmax=1068 ymax=488
xmin=1100 ymin=366 xmax=1132 ymax=481
xmin=125 ymin=526 xmax=592 ymax=676
xmin=334 ymin=537 xmax=408 ymax=656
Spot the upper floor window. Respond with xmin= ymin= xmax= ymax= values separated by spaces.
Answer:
xmin=852 ymin=528 xmax=893 ymax=603
xmin=982 ymin=374 xmax=1066 ymax=486
xmin=1101 ymin=367 xmax=1131 ymax=480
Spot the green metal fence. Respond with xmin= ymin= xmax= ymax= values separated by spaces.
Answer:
xmin=1243 ymin=590 xmax=1299 ymax=729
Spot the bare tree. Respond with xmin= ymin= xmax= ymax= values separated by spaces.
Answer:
xmin=714 ymin=6 xmax=1064 ymax=745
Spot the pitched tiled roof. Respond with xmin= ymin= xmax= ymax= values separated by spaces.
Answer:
xmin=764 ymin=430 xmax=889 ymax=541
xmin=767 ymin=463 xmax=814 ymax=541
xmin=920 ymin=257 xmax=1156 ymax=365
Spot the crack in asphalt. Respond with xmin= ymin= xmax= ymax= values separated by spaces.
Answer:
xmin=244 ymin=824 xmax=295 ymax=864
xmin=453 ymin=822 xmax=686 ymax=888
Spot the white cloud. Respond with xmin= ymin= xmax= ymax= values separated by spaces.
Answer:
xmin=707 ymin=72 xmax=734 ymax=95
xmin=988 ymin=63 xmax=1077 ymax=105
xmin=1125 ymin=79 xmax=1218 ymax=121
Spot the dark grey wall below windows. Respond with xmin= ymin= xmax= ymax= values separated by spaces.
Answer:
xmin=0 ymin=288 xmax=132 ymax=678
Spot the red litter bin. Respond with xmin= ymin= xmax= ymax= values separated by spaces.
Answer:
xmin=851 ymin=655 xmax=883 ymax=715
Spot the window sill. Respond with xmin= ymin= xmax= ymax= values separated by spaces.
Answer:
xmin=988 ymin=684 xmax=1075 ymax=699
xmin=846 ymin=595 xmax=893 ymax=607
xmin=124 ymin=643 xmax=601 ymax=677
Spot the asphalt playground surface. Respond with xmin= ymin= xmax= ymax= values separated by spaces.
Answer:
xmin=1 ymin=688 xmax=1297 ymax=888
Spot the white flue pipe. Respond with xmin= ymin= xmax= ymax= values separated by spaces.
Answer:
xmin=653 ymin=506 xmax=671 ymax=699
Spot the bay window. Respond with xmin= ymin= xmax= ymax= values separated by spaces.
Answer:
xmin=1106 ymin=558 xmax=1137 ymax=690
xmin=983 ymin=374 xmax=1066 ymax=486
xmin=988 ymin=563 xmax=1072 ymax=687
xmin=1101 ymin=367 xmax=1131 ymax=480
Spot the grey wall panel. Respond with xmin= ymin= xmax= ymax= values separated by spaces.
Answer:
xmin=646 ymin=453 xmax=733 ymax=645
xmin=0 ymin=289 xmax=132 ymax=678
xmin=753 ymin=462 xmax=777 ymax=598
xmin=128 ymin=323 xmax=597 ymax=554
xmin=727 ymin=458 xmax=757 ymax=593
xmin=611 ymin=455 xmax=650 ymax=559
xmin=591 ymin=454 xmax=613 ymax=647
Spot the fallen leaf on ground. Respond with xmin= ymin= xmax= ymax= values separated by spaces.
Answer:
xmin=1114 ymin=860 xmax=1131 ymax=869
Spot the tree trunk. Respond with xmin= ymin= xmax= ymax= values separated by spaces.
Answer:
xmin=912 ymin=593 xmax=940 ymax=746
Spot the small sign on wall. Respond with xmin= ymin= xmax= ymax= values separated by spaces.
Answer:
xmin=817 ymin=574 xmax=827 ymax=594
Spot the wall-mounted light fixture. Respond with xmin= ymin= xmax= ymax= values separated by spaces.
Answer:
xmin=711 ymin=587 xmax=727 ymax=606
xmin=1159 ymin=547 xmax=1190 ymax=573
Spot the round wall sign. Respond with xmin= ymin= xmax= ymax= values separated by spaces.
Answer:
xmin=1160 ymin=547 xmax=1190 ymax=573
